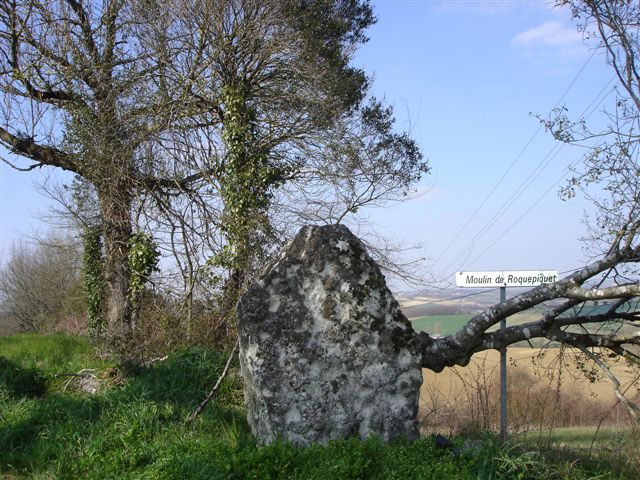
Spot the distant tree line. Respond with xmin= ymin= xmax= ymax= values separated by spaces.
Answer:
xmin=0 ymin=234 xmax=84 ymax=334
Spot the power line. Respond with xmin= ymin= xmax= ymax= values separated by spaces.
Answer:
xmin=447 ymin=76 xmax=617 ymax=273
xmin=465 ymin=129 xmax=612 ymax=268
xmin=433 ymin=50 xmax=598 ymax=267
xmin=447 ymin=143 xmax=566 ymax=270
xmin=467 ymin=173 xmax=566 ymax=266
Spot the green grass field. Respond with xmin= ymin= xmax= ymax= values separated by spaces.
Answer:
xmin=409 ymin=311 xmax=548 ymax=336
xmin=515 ymin=427 xmax=639 ymax=473
xmin=1 ymin=334 xmax=637 ymax=479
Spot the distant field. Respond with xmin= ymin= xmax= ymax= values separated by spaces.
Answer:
xmin=410 ymin=311 xmax=543 ymax=335
xmin=410 ymin=314 xmax=472 ymax=336
xmin=421 ymin=348 xmax=639 ymax=404
xmin=396 ymin=296 xmax=440 ymax=308
xmin=419 ymin=347 xmax=640 ymax=446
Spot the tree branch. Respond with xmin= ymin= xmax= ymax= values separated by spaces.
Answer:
xmin=0 ymin=126 xmax=78 ymax=172
xmin=565 ymin=282 xmax=640 ymax=300
xmin=136 ymin=168 xmax=219 ymax=194
xmin=186 ymin=339 xmax=238 ymax=423
xmin=419 ymin=249 xmax=640 ymax=371
xmin=576 ymin=345 xmax=640 ymax=420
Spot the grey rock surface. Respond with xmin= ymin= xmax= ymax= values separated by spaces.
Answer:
xmin=237 ymin=224 xmax=423 ymax=445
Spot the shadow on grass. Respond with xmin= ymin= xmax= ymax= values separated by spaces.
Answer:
xmin=116 ymin=348 xmax=238 ymax=404
xmin=0 ymin=356 xmax=47 ymax=398
xmin=0 ymin=347 xmax=247 ymax=477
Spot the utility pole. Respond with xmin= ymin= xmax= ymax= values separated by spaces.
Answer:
xmin=455 ymin=270 xmax=559 ymax=443
xmin=499 ymin=286 xmax=507 ymax=442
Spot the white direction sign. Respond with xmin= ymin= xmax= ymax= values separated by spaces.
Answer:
xmin=455 ymin=270 xmax=559 ymax=288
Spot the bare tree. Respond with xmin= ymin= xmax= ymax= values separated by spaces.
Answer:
xmin=0 ymin=233 xmax=83 ymax=332
xmin=0 ymin=1 xmax=429 ymax=351
xmin=0 ymin=0 xmax=174 ymax=352
xmin=422 ymin=0 xmax=640 ymax=418
xmin=133 ymin=0 xmax=428 ymax=322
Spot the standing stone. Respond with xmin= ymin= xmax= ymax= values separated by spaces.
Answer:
xmin=237 ymin=224 xmax=423 ymax=445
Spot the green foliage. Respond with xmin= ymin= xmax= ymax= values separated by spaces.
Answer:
xmin=82 ymin=227 xmax=105 ymax=339
xmin=282 ymin=0 xmax=375 ymax=117
xmin=216 ymin=82 xmax=288 ymax=276
xmin=463 ymin=435 xmax=551 ymax=480
xmin=127 ymin=435 xmax=473 ymax=480
xmin=127 ymin=232 xmax=160 ymax=307
xmin=62 ymin=105 xmax=134 ymax=190
xmin=66 ymin=175 xmax=101 ymax=228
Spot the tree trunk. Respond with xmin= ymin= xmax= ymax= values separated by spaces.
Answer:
xmin=99 ymin=187 xmax=134 ymax=355
xmin=219 ymin=267 xmax=243 ymax=339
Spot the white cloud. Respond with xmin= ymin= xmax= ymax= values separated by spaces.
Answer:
xmin=511 ymin=20 xmax=589 ymax=72
xmin=512 ymin=21 xmax=583 ymax=48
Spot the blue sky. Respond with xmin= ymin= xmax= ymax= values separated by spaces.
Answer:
xmin=351 ymin=0 xmax=614 ymax=286
xmin=0 ymin=0 xmax=616 ymax=288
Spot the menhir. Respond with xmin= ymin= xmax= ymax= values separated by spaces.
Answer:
xmin=237 ymin=224 xmax=422 ymax=445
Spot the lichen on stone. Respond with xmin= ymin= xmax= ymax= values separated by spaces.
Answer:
xmin=237 ymin=224 xmax=422 ymax=446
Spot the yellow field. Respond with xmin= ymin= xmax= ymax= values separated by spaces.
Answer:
xmin=419 ymin=347 xmax=640 ymax=433
xmin=397 ymin=296 xmax=440 ymax=308
xmin=422 ymin=347 xmax=638 ymax=402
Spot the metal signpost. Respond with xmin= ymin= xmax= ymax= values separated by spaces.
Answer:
xmin=455 ymin=270 xmax=558 ymax=441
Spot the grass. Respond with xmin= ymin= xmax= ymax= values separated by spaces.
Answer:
xmin=1 ymin=334 xmax=637 ymax=479
xmin=1 ymin=334 xmax=247 ymax=479
xmin=517 ymin=426 xmax=638 ymax=450
xmin=515 ymin=427 xmax=640 ymax=478
xmin=0 ymin=333 xmax=109 ymax=374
